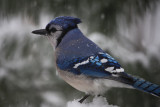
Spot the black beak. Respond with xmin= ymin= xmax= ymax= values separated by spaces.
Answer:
xmin=32 ymin=29 xmax=48 ymax=35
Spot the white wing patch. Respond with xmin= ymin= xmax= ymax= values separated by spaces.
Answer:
xmin=105 ymin=67 xmax=124 ymax=73
xmin=73 ymin=59 xmax=89 ymax=68
xmin=105 ymin=67 xmax=114 ymax=72
xmin=100 ymin=58 xmax=108 ymax=63
xmin=116 ymin=67 xmax=124 ymax=72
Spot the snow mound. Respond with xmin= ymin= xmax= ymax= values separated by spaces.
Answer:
xmin=67 ymin=96 xmax=119 ymax=107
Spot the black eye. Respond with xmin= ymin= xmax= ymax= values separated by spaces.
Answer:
xmin=50 ymin=27 xmax=57 ymax=33
xmin=46 ymin=24 xmax=57 ymax=33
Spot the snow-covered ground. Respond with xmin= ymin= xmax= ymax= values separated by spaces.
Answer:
xmin=67 ymin=97 xmax=118 ymax=107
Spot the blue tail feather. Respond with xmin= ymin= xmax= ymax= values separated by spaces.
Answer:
xmin=132 ymin=77 xmax=160 ymax=97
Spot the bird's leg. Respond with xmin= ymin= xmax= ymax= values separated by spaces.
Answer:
xmin=79 ymin=94 xmax=90 ymax=103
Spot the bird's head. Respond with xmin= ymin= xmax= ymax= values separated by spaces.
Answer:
xmin=32 ymin=16 xmax=81 ymax=47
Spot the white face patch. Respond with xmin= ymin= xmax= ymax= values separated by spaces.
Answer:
xmin=100 ymin=58 xmax=108 ymax=63
xmin=105 ymin=67 xmax=114 ymax=72
xmin=47 ymin=31 xmax=63 ymax=49
xmin=73 ymin=59 xmax=89 ymax=68
xmin=115 ymin=67 xmax=124 ymax=72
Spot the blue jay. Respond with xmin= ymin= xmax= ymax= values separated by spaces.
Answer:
xmin=32 ymin=16 xmax=160 ymax=103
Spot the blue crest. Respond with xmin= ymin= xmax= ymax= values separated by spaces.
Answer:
xmin=46 ymin=16 xmax=81 ymax=30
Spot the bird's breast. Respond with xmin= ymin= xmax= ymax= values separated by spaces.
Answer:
xmin=56 ymin=68 xmax=106 ymax=95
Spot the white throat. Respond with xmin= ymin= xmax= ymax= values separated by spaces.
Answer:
xmin=47 ymin=31 xmax=63 ymax=49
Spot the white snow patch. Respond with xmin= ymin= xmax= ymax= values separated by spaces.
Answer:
xmin=0 ymin=68 xmax=8 ymax=78
xmin=41 ymin=92 xmax=65 ymax=107
xmin=67 ymin=96 xmax=119 ymax=107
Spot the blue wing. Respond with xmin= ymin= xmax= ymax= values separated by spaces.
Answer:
xmin=57 ymin=52 xmax=125 ymax=78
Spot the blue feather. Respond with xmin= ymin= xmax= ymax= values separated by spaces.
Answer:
xmin=46 ymin=16 xmax=81 ymax=30
xmin=133 ymin=77 xmax=160 ymax=97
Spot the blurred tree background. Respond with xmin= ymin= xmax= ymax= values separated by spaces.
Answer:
xmin=0 ymin=0 xmax=160 ymax=107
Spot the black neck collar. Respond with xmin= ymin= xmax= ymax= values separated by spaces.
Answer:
xmin=56 ymin=26 xmax=78 ymax=48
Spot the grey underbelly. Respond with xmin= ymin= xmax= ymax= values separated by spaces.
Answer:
xmin=57 ymin=68 xmax=133 ymax=95
xmin=58 ymin=69 xmax=99 ymax=94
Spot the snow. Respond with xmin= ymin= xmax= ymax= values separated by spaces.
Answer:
xmin=67 ymin=96 xmax=118 ymax=107
xmin=41 ymin=92 xmax=65 ymax=107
